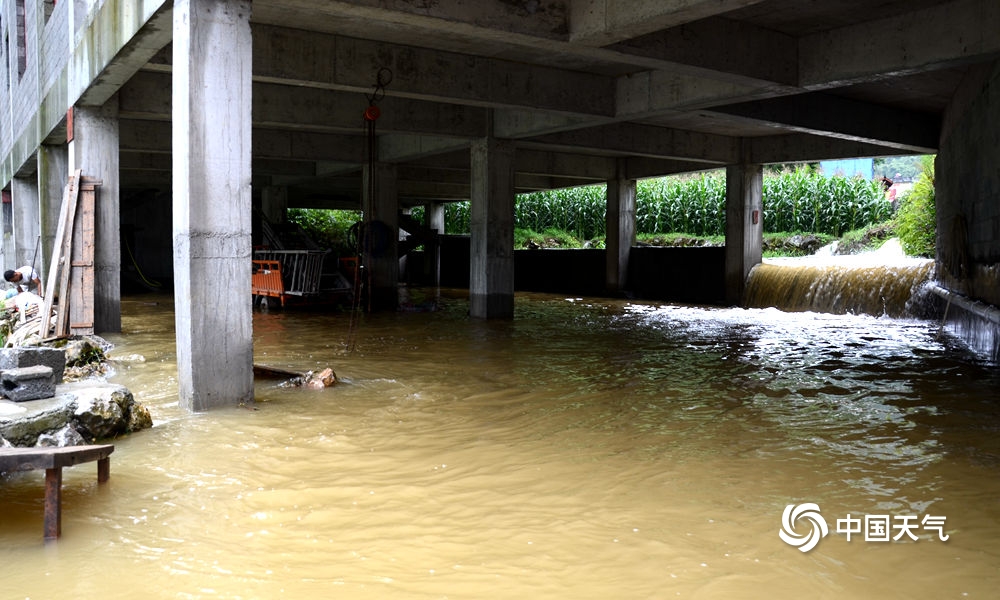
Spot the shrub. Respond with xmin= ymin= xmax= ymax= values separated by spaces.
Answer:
xmin=894 ymin=155 xmax=936 ymax=257
xmin=286 ymin=208 xmax=361 ymax=256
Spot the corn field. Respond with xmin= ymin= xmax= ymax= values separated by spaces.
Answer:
xmin=439 ymin=169 xmax=889 ymax=238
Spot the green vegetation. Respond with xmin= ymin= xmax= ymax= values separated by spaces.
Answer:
xmin=286 ymin=208 xmax=361 ymax=256
xmin=762 ymin=167 xmax=890 ymax=236
xmin=874 ymin=155 xmax=924 ymax=182
xmin=443 ymin=167 xmax=889 ymax=244
xmin=894 ymin=155 xmax=936 ymax=257
xmin=287 ymin=159 xmax=933 ymax=258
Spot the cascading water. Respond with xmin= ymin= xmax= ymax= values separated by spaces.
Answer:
xmin=744 ymin=238 xmax=936 ymax=318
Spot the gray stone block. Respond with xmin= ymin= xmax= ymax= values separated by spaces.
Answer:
xmin=1 ymin=365 xmax=56 ymax=402
xmin=0 ymin=347 xmax=66 ymax=384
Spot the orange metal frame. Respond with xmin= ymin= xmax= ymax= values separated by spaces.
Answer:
xmin=251 ymin=260 xmax=285 ymax=304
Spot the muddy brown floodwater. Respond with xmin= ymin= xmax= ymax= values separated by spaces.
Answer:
xmin=1 ymin=289 xmax=998 ymax=599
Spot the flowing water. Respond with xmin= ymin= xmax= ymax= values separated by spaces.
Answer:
xmin=745 ymin=239 xmax=937 ymax=318
xmin=1 ymin=285 xmax=999 ymax=599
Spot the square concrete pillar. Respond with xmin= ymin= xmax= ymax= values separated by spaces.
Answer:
xmin=725 ymin=163 xmax=764 ymax=305
xmin=469 ymin=137 xmax=515 ymax=319
xmin=260 ymin=185 xmax=288 ymax=225
xmin=172 ymin=0 xmax=254 ymax=411
xmin=362 ymin=162 xmax=399 ymax=310
xmin=605 ymin=161 xmax=636 ymax=293
xmin=38 ymin=144 xmax=68 ymax=288
xmin=69 ymin=97 xmax=121 ymax=332
xmin=10 ymin=175 xmax=40 ymax=272
xmin=424 ymin=202 xmax=445 ymax=285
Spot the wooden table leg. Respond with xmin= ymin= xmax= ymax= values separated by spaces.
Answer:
xmin=97 ymin=456 xmax=110 ymax=483
xmin=44 ymin=467 xmax=63 ymax=540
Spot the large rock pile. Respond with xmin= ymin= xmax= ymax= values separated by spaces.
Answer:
xmin=0 ymin=338 xmax=152 ymax=448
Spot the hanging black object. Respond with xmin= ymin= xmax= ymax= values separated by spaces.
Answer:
xmin=346 ymin=68 xmax=394 ymax=352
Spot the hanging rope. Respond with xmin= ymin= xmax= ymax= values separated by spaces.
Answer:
xmin=345 ymin=67 xmax=392 ymax=353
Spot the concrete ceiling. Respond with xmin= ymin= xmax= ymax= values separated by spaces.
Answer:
xmin=115 ymin=0 xmax=999 ymax=206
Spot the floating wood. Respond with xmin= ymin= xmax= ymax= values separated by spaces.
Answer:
xmin=252 ymin=363 xmax=306 ymax=380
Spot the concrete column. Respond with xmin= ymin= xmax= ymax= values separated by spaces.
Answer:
xmin=1 ymin=192 xmax=13 ymax=269
xmin=361 ymin=162 xmax=399 ymax=310
xmin=725 ymin=163 xmax=763 ymax=305
xmin=605 ymin=162 xmax=636 ymax=293
xmin=469 ymin=137 xmax=515 ymax=319
xmin=425 ymin=202 xmax=445 ymax=286
xmin=10 ymin=175 xmax=40 ymax=272
xmin=172 ymin=0 xmax=253 ymax=412
xmin=69 ymin=96 xmax=121 ymax=332
xmin=38 ymin=144 xmax=68 ymax=289
xmin=260 ymin=185 xmax=288 ymax=226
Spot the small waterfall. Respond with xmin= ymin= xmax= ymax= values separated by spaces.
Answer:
xmin=744 ymin=239 xmax=935 ymax=318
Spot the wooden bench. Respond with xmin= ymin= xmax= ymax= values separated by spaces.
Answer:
xmin=0 ymin=444 xmax=114 ymax=540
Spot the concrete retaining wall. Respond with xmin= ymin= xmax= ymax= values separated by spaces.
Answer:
xmin=432 ymin=236 xmax=726 ymax=304
xmin=937 ymin=59 xmax=1000 ymax=307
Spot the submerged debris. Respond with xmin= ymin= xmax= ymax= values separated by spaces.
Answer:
xmin=255 ymin=364 xmax=338 ymax=389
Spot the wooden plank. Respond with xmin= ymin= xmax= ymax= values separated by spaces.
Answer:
xmin=67 ymin=178 xmax=98 ymax=336
xmin=52 ymin=175 xmax=87 ymax=337
xmin=0 ymin=444 xmax=116 ymax=472
xmin=37 ymin=170 xmax=81 ymax=339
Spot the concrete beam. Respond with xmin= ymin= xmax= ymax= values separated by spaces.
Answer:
xmin=253 ymin=24 xmax=616 ymax=117
xmin=615 ymin=70 xmax=768 ymax=119
xmin=623 ymin=157 xmax=722 ymax=180
xmin=514 ymin=150 xmax=616 ymax=180
xmin=253 ymin=0 xmax=570 ymax=42
xmin=252 ymin=130 xmax=365 ymax=163
xmin=522 ymin=123 xmax=739 ymax=165
xmin=608 ymin=17 xmax=798 ymax=87
xmin=493 ymin=109 xmax=613 ymax=139
xmin=800 ymin=0 xmax=1000 ymax=88
xmin=377 ymin=135 xmax=470 ymax=163
xmin=286 ymin=190 xmax=359 ymax=210
xmin=569 ymin=0 xmax=766 ymax=46
xmin=747 ymin=133 xmax=910 ymax=165
xmin=709 ymin=93 xmax=940 ymax=153
xmin=72 ymin=1 xmax=173 ymax=106
xmin=122 ymin=72 xmax=491 ymax=137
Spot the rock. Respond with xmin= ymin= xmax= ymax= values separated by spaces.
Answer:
xmin=60 ymin=335 xmax=113 ymax=366
xmin=71 ymin=384 xmax=129 ymax=440
xmin=1 ymin=365 xmax=56 ymax=402
xmin=128 ymin=402 xmax=154 ymax=431
xmin=37 ymin=425 xmax=86 ymax=447
xmin=787 ymin=234 xmax=824 ymax=254
xmin=0 ymin=382 xmax=152 ymax=447
xmin=0 ymin=346 xmax=66 ymax=383
xmin=304 ymin=367 xmax=337 ymax=389
xmin=0 ymin=397 xmax=76 ymax=446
